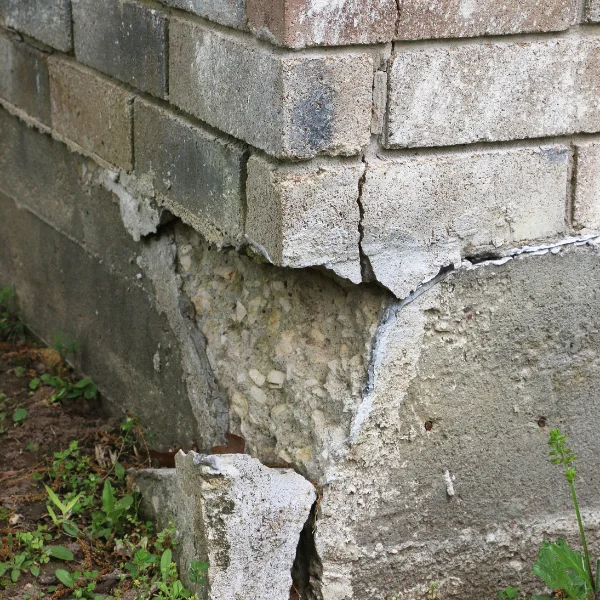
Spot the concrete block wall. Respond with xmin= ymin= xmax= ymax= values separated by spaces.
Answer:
xmin=3 ymin=0 xmax=600 ymax=598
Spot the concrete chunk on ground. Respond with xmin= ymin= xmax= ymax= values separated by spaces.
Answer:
xmin=135 ymin=453 xmax=316 ymax=600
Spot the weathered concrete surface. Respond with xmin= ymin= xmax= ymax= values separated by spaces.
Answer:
xmin=574 ymin=142 xmax=600 ymax=231
xmin=361 ymin=147 xmax=568 ymax=298
xmin=317 ymin=244 xmax=600 ymax=599
xmin=175 ymin=223 xmax=385 ymax=480
xmin=49 ymin=57 xmax=134 ymax=170
xmin=246 ymin=0 xmax=397 ymax=48
xmin=0 ymin=28 xmax=51 ymax=125
xmin=396 ymin=0 xmax=575 ymax=39
xmin=245 ymin=154 xmax=363 ymax=282
xmin=134 ymin=454 xmax=316 ymax=600
xmin=134 ymin=98 xmax=247 ymax=246
xmin=160 ymin=0 xmax=247 ymax=29
xmin=0 ymin=0 xmax=72 ymax=50
xmin=176 ymin=452 xmax=315 ymax=600
xmin=169 ymin=18 xmax=373 ymax=159
xmin=586 ymin=0 xmax=600 ymax=21
xmin=72 ymin=0 xmax=168 ymax=98
xmin=0 ymin=107 xmax=225 ymax=451
xmin=386 ymin=38 xmax=600 ymax=148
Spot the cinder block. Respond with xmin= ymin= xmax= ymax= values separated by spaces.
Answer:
xmin=574 ymin=142 xmax=600 ymax=231
xmin=49 ymin=57 xmax=134 ymax=170
xmin=159 ymin=0 xmax=246 ymax=29
xmin=134 ymin=98 xmax=247 ymax=245
xmin=246 ymin=0 xmax=396 ymax=48
xmin=72 ymin=0 xmax=168 ymax=98
xmin=361 ymin=147 xmax=568 ymax=298
xmin=169 ymin=18 xmax=372 ymax=159
xmin=586 ymin=0 xmax=600 ymax=21
xmin=245 ymin=154 xmax=363 ymax=282
xmin=0 ymin=30 xmax=51 ymax=125
xmin=386 ymin=38 xmax=600 ymax=148
xmin=0 ymin=0 xmax=72 ymax=51
xmin=396 ymin=0 xmax=575 ymax=39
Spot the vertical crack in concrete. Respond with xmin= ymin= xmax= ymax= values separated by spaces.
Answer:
xmin=357 ymin=155 xmax=375 ymax=282
xmin=291 ymin=499 xmax=324 ymax=600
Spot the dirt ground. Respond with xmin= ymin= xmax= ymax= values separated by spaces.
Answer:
xmin=0 ymin=333 xmax=159 ymax=600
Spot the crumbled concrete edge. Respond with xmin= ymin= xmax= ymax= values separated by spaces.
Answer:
xmin=133 ymin=453 xmax=316 ymax=600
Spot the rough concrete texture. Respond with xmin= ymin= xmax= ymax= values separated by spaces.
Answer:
xmin=387 ymin=37 xmax=600 ymax=148
xmin=0 ymin=107 xmax=226 ymax=450
xmin=169 ymin=18 xmax=373 ymax=159
xmin=0 ymin=29 xmax=51 ymax=125
xmin=159 ymin=0 xmax=247 ymax=29
xmin=245 ymin=154 xmax=363 ymax=283
xmin=316 ymin=244 xmax=600 ymax=599
xmin=72 ymin=0 xmax=168 ymax=98
xmin=49 ymin=57 xmax=135 ymax=170
xmin=174 ymin=223 xmax=385 ymax=480
xmin=134 ymin=98 xmax=248 ymax=246
xmin=361 ymin=147 xmax=568 ymax=298
xmin=176 ymin=452 xmax=315 ymax=600
xmin=0 ymin=0 xmax=72 ymax=50
xmin=574 ymin=142 xmax=600 ymax=231
xmin=586 ymin=0 xmax=600 ymax=20
xmin=246 ymin=0 xmax=397 ymax=48
xmin=396 ymin=0 xmax=575 ymax=39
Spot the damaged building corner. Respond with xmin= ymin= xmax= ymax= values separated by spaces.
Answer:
xmin=3 ymin=0 xmax=600 ymax=597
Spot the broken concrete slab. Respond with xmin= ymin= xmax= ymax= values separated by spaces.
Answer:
xmin=135 ymin=453 xmax=316 ymax=600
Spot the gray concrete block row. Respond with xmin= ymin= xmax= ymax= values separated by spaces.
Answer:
xmin=0 ymin=0 xmax=72 ymax=51
xmin=386 ymin=36 xmax=600 ymax=149
xmin=0 ymin=0 xmax=590 ymax=52
xmin=168 ymin=17 xmax=373 ymax=159
xmin=0 ymin=28 xmax=51 ymax=125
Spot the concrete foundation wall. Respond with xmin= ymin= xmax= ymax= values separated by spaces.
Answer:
xmin=2 ymin=0 xmax=600 ymax=597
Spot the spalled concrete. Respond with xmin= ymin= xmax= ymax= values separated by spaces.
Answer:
xmin=175 ymin=223 xmax=385 ymax=480
xmin=134 ymin=453 xmax=316 ymax=600
xmin=361 ymin=147 xmax=568 ymax=297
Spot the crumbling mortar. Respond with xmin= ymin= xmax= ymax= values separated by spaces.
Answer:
xmin=568 ymin=142 xmax=580 ymax=230
xmin=356 ymin=155 xmax=375 ymax=283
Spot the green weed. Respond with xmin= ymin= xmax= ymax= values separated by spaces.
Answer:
xmin=499 ymin=429 xmax=599 ymax=600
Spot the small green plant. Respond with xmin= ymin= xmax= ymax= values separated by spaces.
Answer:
xmin=189 ymin=560 xmax=209 ymax=596
xmin=30 ymin=374 xmax=98 ymax=402
xmin=0 ymin=529 xmax=73 ymax=582
xmin=497 ymin=586 xmax=519 ymax=599
xmin=55 ymin=568 xmax=102 ymax=599
xmin=52 ymin=332 xmax=78 ymax=361
xmin=13 ymin=406 xmax=27 ymax=423
xmin=89 ymin=480 xmax=135 ymax=540
xmin=45 ymin=485 xmax=81 ymax=536
xmin=499 ymin=429 xmax=600 ymax=600
xmin=0 ymin=284 xmax=25 ymax=342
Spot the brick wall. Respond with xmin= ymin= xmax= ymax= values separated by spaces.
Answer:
xmin=2 ymin=0 xmax=598 ymax=300
xmin=3 ymin=1 xmax=600 ymax=597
